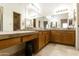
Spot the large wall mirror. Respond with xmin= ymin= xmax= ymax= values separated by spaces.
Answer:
xmin=0 ymin=6 xmax=3 ymax=31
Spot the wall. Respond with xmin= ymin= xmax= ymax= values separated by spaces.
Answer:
xmin=76 ymin=3 xmax=79 ymax=49
xmin=0 ymin=3 xmax=27 ymax=31
xmin=70 ymin=3 xmax=79 ymax=50
xmin=0 ymin=7 xmax=3 ymax=31
xmin=0 ymin=3 xmax=27 ymax=55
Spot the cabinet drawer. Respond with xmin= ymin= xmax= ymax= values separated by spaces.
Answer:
xmin=32 ymin=33 xmax=38 ymax=39
xmin=22 ymin=34 xmax=38 ymax=42
xmin=0 ymin=37 xmax=21 ymax=49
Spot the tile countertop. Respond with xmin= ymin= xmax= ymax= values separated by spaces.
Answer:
xmin=0 ymin=31 xmax=38 ymax=40
xmin=0 ymin=28 xmax=75 ymax=40
xmin=27 ymin=28 xmax=75 ymax=31
xmin=51 ymin=28 xmax=76 ymax=31
xmin=0 ymin=31 xmax=37 ymax=35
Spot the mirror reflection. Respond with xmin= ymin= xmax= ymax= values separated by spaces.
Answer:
xmin=0 ymin=3 xmax=76 ymax=32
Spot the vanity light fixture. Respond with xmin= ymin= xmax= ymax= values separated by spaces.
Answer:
xmin=56 ymin=9 xmax=68 ymax=13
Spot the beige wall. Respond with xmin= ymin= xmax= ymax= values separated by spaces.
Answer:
xmin=0 ymin=3 xmax=27 ymax=31
xmin=0 ymin=3 xmax=27 ymax=55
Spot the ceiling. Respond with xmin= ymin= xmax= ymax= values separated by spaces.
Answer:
xmin=39 ymin=3 xmax=73 ymax=16
xmin=25 ymin=3 xmax=74 ymax=19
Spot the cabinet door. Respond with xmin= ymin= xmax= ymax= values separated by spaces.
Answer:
xmin=51 ymin=30 xmax=62 ymax=43
xmin=45 ymin=31 xmax=50 ymax=44
xmin=51 ymin=31 xmax=55 ymax=42
xmin=42 ymin=32 xmax=46 ymax=47
xmin=62 ymin=31 xmax=75 ymax=45
xmin=38 ymin=31 xmax=50 ymax=50
xmin=38 ymin=32 xmax=44 ymax=49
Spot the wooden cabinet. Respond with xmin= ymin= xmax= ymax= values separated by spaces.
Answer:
xmin=0 ymin=33 xmax=38 ymax=49
xmin=42 ymin=32 xmax=46 ymax=46
xmin=0 ymin=37 xmax=21 ymax=49
xmin=37 ymin=31 xmax=50 ymax=50
xmin=51 ymin=30 xmax=62 ymax=43
xmin=44 ymin=31 xmax=50 ymax=45
xmin=62 ymin=30 xmax=75 ymax=45
xmin=38 ymin=31 xmax=44 ymax=49
xmin=51 ymin=30 xmax=75 ymax=46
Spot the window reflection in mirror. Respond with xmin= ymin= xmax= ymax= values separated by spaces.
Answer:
xmin=33 ymin=19 xmax=36 ymax=28
xmin=69 ymin=19 xmax=73 ymax=25
xmin=50 ymin=22 xmax=53 ymax=28
xmin=62 ymin=23 xmax=68 ymax=28
xmin=61 ymin=19 xmax=67 ymax=28
xmin=43 ymin=21 xmax=48 ymax=29
xmin=68 ymin=19 xmax=74 ymax=28
xmin=38 ymin=21 xmax=40 ymax=28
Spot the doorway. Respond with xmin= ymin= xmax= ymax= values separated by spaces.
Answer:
xmin=13 ymin=12 xmax=21 ymax=31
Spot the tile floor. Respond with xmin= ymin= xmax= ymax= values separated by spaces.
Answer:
xmin=35 ymin=43 xmax=79 ymax=56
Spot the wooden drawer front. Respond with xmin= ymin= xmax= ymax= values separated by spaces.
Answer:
xmin=0 ymin=37 xmax=21 ymax=49
xmin=22 ymin=35 xmax=32 ymax=42
xmin=32 ymin=33 xmax=38 ymax=39
xmin=22 ymin=34 xmax=38 ymax=42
